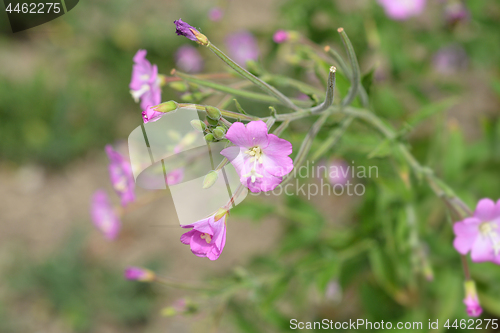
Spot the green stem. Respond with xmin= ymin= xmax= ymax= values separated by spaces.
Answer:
xmin=338 ymin=28 xmax=360 ymax=107
xmin=307 ymin=66 xmax=336 ymax=114
xmin=174 ymin=71 xmax=310 ymax=108
xmin=177 ymin=102 xmax=260 ymax=121
xmin=207 ymin=43 xmax=300 ymax=111
xmin=310 ymin=115 xmax=354 ymax=161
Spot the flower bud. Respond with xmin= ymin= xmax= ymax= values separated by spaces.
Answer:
xmin=213 ymin=128 xmax=225 ymax=140
xmin=190 ymin=120 xmax=207 ymax=132
xmin=205 ymin=106 xmax=222 ymax=120
xmin=169 ymin=81 xmax=188 ymax=92
xmin=204 ymin=133 xmax=215 ymax=142
xmin=124 ymin=267 xmax=156 ymax=282
xmin=153 ymin=100 xmax=178 ymax=113
xmin=202 ymin=170 xmax=219 ymax=189
xmin=215 ymin=126 xmax=227 ymax=134
xmin=463 ymin=280 xmax=482 ymax=317
xmin=206 ymin=116 xmax=219 ymax=126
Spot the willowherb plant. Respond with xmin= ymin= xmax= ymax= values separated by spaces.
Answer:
xmin=89 ymin=19 xmax=500 ymax=321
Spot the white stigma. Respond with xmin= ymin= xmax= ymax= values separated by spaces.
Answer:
xmin=243 ymin=146 xmax=264 ymax=183
xmin=479 ymin=222 xmax=500 ymax=256
xmin=130 ymin=84 xmax=150 ymax=103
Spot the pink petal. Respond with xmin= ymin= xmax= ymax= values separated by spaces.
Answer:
xmin=470 ymin=236 xmax=494 ymax=262
xmin=225 ymin=122 xmax=252 ymax=148
xmin=180 ymin=230 xmax=195 ymax=244
xmin=245 ymin=121 xmax=269 ymax=148
xmin=474 ymin=198 xmax=496 ymax=221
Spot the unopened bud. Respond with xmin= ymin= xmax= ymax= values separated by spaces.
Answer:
xmin=169 ymin=81 xmax=188 ymax=92
xmin=124 ymin=267 xmax=156 ymax=282
xmin=191 ymin=29 xmax=209 ymax=46
xmin=204 ymin=133 xmax=215 ymax=142
xmin=215 ymin=126 xmax=226 ymax=134
xmin=206 ymin=117 xmax=218 ymax=126
xmin=202 ymin=170 xmax=219 ymax=189
xmin=153 ymin=100 xmax=178 ymax=113
xmin=190 ymin=120 xmax=206 ymax=132
xmin=205 ymin=106 xmax=221 ymax=120
xmin=213 ymin=128 xmax=225 ymax=140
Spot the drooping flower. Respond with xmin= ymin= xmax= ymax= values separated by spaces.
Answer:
xmin=105 ymin=145 xmax=135 ymax=205
xmin=453 ymin=198 xmax=500 ymax=264
xmin=175 ymin=45 xmax=204 ymax=73
xmin=225 ymin=31 xmax=259 ymax=68
xmin=221 ymin=121 xmax=293 ymax=193
xmin=124 ymin=266 xmax=156 ymax=281
xmin=180 ymin=210 xmax=228 ymax=260
xmin=129 ymin=50 xmax=162 ymax=112
xmin=432 ymin=45 xmax=468 ymax=75
xmin=377 ymin=0 xmax=426 ymax=20
xmin=463 ymin=280 xmax=483 ymax=317
xmin=208 ymin=7 xmax=224 ymax=21
xmin=273 ymin=30 xmax=289 ymax=43
xmin=90 ymin=190 xmax=121 ymax=240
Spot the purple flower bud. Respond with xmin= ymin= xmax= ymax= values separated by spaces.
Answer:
xmin=225 ymin=31 xmax=259 ymax=68
xmin=208 ymin=7 xmax=224 ymax=22
xmin=444 ymin=2 xmax=469 ymax=26
xmin=142 ymin=105 xmax=165 ymax=123
xmin=124 ymin=266 xmax=156 ymax=282
xmin=90 ymin=190 xmax=121 ymax=240
xmin=273 ymin=30 xmax=289 ymax=43
xmin=174 ymin=19 xmax=208 ymax=46
xmin=175 ymin=45 xmax=204 ymax=73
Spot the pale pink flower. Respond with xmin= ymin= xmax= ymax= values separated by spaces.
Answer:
xmin=208 ymin=7 xmax=224 ymax=22
xmin=105 ymin=145 xmax=135 ymax=206
xmin=377 ymin=0 xmax=426 ymax=20
xmin=225 ymin=31 xmax=259 ymax=68
xmin=124 ymin=266 xmax=156 ymax=281
xmin=319 ymin=159 xmax=350 ymax=186
xmin=175 ymin=45 xmax=204 ymax=73
xmin=90 ymin=190 xmax=121 ymax=240
xmin=129 ymin=50 xmax=162 ymax=112
xmin=180 ymin=212 xmax=227 ymax=260
xmin=221 ymin=121 xmax=293 ymax=193
xmin=453 ymin=198 xmax=500 ymax=264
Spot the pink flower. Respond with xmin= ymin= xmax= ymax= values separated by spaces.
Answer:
xmin=129 ymin=50 xmax=162 ymax=112
xmin=463 ymin=280 xmax=483 ymax=317
xmin=105 ymin=145 xmax=135 ymax=206
xmin=221 ymin=121 xmax=293 ymax=193
xmin=166 ymin=168 xmax=184 ymax=185
xmin=225 ymin=31 xmax=259 ymax=68
xmin=273 ymin=30 xmax=289 ymax=43
xmin=90 ymin=190 xmax=121 ymax=240
xmin=180 ymin=211 xmax=228 ymax=260
xmin=142 ymin=105 xmax=165 ymax=123
xmin=453 ymin=198 xmax=500 ymax=264
xmin=175 ymin=45 xmax=203 ymax=73
xmin=124 ymin=266 xmax=156 ymax=281
xmin=208 ymin=7 xmax=224 ymax=22
xmin=432 ymin=45 xmax=468 ymax=75
xmin=377 ymin=0 xmax=426 ymax=20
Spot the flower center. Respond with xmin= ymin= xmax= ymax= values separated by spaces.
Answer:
xmin=479 ymin=222 xmax=500 ymax=256
xmin=200 ymin=233 xmax=212 ymax=244
xmin=130 ymin=84 xmax=150 ymax=102
xmin=243 ymin=146 xmax=264 ymax=183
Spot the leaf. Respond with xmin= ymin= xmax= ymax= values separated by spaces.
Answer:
xmin=407 ymin=97 xmax=457 ymax=128
xmin=233 ymin=99 xmax=249 ymax=115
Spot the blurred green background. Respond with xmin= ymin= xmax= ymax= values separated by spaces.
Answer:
xmin=0 ymin=0 xmax=500 ymax=332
